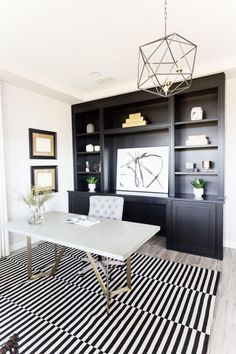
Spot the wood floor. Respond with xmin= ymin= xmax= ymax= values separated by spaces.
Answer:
xmin=137 ymin=236 xmax=236 ymax=354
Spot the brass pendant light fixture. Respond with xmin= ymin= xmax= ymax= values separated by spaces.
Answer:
xmin=137 ymin=0 xmax=197 ymax=97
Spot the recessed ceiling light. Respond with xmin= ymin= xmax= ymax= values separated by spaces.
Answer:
xmin=90 ymin=72 xmax=101 ymax=78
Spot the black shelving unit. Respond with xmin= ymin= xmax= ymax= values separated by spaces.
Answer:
xmin=70 ymin=73 xmax=225 ymax=259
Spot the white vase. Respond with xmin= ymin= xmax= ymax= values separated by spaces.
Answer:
xmin=191 ymin=107 xmax=203 ymax=120
xmin=86 ymin=123 xmax=95 ymax=133
xmin=28 ymin=204 xmax=45 ymax=224
xmin=193 ymin=188 xmax=204 ymax=199
xmin=88 ymin=184 xmax=96 ymax=193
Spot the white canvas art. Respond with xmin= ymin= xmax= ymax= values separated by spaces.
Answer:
xmin=116 ymin=146 xmax=169 ymax=193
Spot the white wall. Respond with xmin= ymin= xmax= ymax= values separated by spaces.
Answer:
xmin=2 ymin=83 xmax=73 ymax=251
xmin=224 ymin=76 xmax=236 ymax=248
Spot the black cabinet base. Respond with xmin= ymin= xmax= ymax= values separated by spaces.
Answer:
xmin=166 ymin=199 xmax=223 ymax=260
xmin=68 ymin=191 xmax=223 ymax=260
xmin=68 ymin=191 xmax=166 ymax=236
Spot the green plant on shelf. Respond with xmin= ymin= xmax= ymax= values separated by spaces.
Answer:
xmin=190 ymin=178 xmax=206 ymax=188
xmin=86 ymin=176 xmax=98 ymax=184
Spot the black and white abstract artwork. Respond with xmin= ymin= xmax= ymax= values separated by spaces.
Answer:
xmin=116 ymin=146 xmax=169 ymax=193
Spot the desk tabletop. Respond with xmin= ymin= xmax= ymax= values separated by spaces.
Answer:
xmin=1 ymin=211 xmax=160 ymax=261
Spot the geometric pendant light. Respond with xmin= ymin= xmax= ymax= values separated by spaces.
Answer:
xmin=137 ymin=0 xmax=197 ymax=97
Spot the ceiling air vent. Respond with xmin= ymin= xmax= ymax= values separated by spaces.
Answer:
xmin=94 ymin=77 xmax=115 ymax=85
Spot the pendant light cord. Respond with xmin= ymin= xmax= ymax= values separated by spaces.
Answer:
xmin=164 ymin=0 xmax=167 ymax=37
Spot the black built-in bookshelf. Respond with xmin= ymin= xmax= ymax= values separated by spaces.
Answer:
xmin=69 ymin=73 xmax=225 ymax=259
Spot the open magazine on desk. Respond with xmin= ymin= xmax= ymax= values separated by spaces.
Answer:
xmin=63 ymin=215 xmax=100 ymax=227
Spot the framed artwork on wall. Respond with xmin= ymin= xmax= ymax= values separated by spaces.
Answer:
xmin=116 ymin=146 xmax=169 ymax=193
xmin=31 ymin=166 xmax=58 ymax=192
xmin=29 ymin=128 xmax=57 ymax=159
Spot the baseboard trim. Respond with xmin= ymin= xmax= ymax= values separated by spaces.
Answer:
xmin=10 ymin=239 xmax=38 ymax=253
xmin=10 ymin=241 xmax=26 ymax=253
xmin=11 ymin=239 xmax=236 ymax=253
xmin=224 ymin=240 xmax=236 ymax=249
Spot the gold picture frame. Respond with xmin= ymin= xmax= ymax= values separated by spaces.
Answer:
xmin=31 ymin=166 xmax=58 ymax=192
xmin=29 ymin=128 xmax=57 ymax=159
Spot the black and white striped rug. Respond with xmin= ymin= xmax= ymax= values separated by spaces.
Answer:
xmin=0 ymin=242 xmax=220 ymax=354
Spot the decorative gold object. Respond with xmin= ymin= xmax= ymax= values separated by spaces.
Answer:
xmin=122 ymin=113 xmax=147 ymax=128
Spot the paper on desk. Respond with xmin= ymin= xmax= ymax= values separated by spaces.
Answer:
xmin=63 ymin=215 xmax=100 ymax=227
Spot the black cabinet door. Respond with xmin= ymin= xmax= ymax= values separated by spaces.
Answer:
xmin=68 ymin=192 xmax=89 ymax=215
xmin=169 ymin=200 xmax=216 ymax=258
xmin=123 ymin=201 xmax=166 ymax=235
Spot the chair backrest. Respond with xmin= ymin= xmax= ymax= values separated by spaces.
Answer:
xmin=88 ymin=195 xmax=124 ymax=220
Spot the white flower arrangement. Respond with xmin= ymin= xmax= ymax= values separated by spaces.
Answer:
xmin=20 ymin=187 xmax=54 ymax=224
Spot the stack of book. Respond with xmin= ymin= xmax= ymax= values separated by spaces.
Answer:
xmin=122 ymin=113 xmax=147 ymax=128
xmin=186 ymin=134 xmax=209 ymax=146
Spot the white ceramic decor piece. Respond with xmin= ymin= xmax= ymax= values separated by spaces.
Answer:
xmin=86 ymin=144 xmax=94 ymax=152
xmin=85 ymin=161 xmax=90 ymax=172
xmin=191 ymin=107 xmax=203 ymax=120
xmin=193 ymin=188 xmax=204 ymax=199
xmin=86 ymin=123 xmax=95 ymax=133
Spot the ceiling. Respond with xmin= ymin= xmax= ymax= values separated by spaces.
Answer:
xmin=0 ymin=0 xmax=235 ymax=104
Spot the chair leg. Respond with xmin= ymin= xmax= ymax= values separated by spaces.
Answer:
xmin=78 ymin=263 xmax=93 ymax=275
xmin=78 ymin=257 xmax=124 ymax=277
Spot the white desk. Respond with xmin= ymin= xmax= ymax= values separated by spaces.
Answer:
xmin=1 ymin=211 xmax=160 ymax=311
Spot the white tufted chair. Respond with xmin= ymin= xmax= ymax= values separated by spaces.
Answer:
xmin=78 ymin=195 xmax=124 ymax=275
xmin=88 ymin=195 xmax=124 ymax=221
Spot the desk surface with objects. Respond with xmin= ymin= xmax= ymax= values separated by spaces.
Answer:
xmin=2 ymin=211 xmax=160 ymax=261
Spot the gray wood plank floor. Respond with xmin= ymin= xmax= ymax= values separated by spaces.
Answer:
xmin=137 ymin=236 xmax=236 ymax=354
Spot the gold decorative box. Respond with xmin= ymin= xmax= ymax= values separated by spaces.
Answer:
xmin=122 ymin=113 xmax=147 ymax=128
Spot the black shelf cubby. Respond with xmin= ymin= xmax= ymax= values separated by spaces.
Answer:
xmin=74 ymin=109 xmax=100 ymax=134
xmin=175 ymin=88 xmax=218 ymax=123
xmin=103 ymin=98 xmax=168 ymax=130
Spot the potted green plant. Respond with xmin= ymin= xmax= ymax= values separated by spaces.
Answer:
xmin=86 ymin=176 xmax=98 ymax=192
xmin=190 ymin=178 xmax=206 ymax=198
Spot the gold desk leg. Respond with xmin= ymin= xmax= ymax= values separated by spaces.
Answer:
xmin=27 ymin=236 xmax=32 ymax=279
xmin=106 ymin=257 xmax=110 ymax=315
xmin=50 ymin=246 xmax=65 ymax=276
xmin=127 ymin=256 xmax=131 ymax=289
xmin=26 ymin=236 xmax=65 ymax=280
xmin=54 ymin=244 xmax=58 ymax=261
xmin=86 ymin=252 xmax=107 ymax=295
xmin=86 ymin=253 xmax=132 ymax=313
